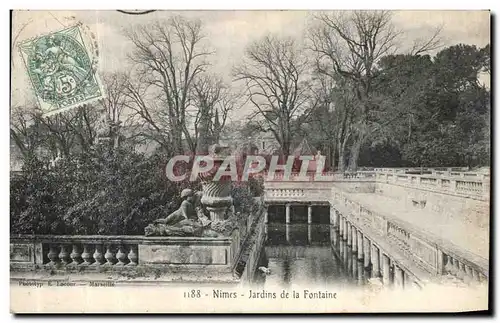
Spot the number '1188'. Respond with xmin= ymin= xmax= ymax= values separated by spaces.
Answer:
xmin=184 ymin=290 xmax=201 ymax=298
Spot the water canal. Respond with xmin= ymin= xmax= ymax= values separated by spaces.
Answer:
xmin=252 ymin=209 xmax=372 ymax=289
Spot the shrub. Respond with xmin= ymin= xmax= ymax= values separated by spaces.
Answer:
xmin=10 ymin=146 xmax=200 ymax=235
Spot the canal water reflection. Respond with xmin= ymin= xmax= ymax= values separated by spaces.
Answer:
xmin=253 ymin=224 xmax=370 ymax=288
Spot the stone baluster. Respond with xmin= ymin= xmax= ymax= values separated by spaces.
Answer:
xmin=80 ymin=244 xmax=94 ymax=266
xmin=450 ymin=179 xmax=457 ymax=193
xmin=115 ymin=245 xmax=128 ymax=266
xmin=69 ymin=244 xmax=82 ymax=266
xmin=46 ymin=244 xmax=60 ymax=267
xmin=104 ymin=244 xmax=117 ymax=266
xmin=91 ymin=245 xmax=105 ymax=266
xmin=59 ymin=244 xmax=71 ymax=266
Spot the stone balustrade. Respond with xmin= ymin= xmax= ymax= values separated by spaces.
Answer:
xmin=10 ymin=234 xmax=241 ymax=272
xmin=330 ymin=187 xmax=489 ymax=289
xmin=377 ymin=172 xmax=489 ymax=201
xmin=263 ymin=169 xmax=489 ymax=201
xmin=262 ymin=171 xmax=376 ymax=182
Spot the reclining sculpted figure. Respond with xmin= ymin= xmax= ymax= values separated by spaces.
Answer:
xmin=144 ymin=189 xmax=215 ymax=237
xmin=154 ymin=188 xmax=198 ymax=225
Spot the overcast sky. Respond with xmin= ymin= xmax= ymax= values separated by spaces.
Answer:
xmin=11 ymin=10 xmax=490 ymax=118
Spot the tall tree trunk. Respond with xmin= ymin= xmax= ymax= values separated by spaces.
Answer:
xmin=330 ymin=141 xmax=337 ymax=171
xmin=196 ymin=107 xmax=211 ymax=155
xmin=348 ymin=138 xmax=362 ymax=172
xmin=337 ymin=141 xmax=346 ymax=172
xmin=348 ymin=123 xmax=368 ymax=171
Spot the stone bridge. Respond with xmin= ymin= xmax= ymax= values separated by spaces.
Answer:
xmin=262 ymin=168 xmax=490 ymax=289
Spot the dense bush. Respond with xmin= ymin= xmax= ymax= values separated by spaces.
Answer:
xmin=10 ymin=146 xmax=200 ymax=235
xmin=10 ymin=145 xmax=267 ymax=236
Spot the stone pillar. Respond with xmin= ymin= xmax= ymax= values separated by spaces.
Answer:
xmin=308 ymin=223 xmax=312 ymax=244
xmin=352 ymin=226 xmax=358 ymax=252
xmin=352 ymin=252 xmax=358 ymax=278
xmin=357 ymin=231 xmax=364 ymax=260
xmin=308 ymin=205 xmax=312 ymax=224
xmin=286 ymin=224 xmax=290 ymax=242
xmin=363 ymin=237 xmax=371 ymax=268
xmin=264 ymin=206 xmax=268 ymax=224
xmin=371 ymin=244 xmax=380 ymax=278
xmin=346 ymin=222 xmax=352 ymax=246
xmin=331 ymin=225 xmax=337 ymax=248
xmin=330 ymin=206 xmax=337 ymax=227
xmin=344 ymin=218 xmax=348 ymax=241
xmin=339 ymin=216 xmax=344 ymax=237
xmin=382 ymin=254 xmax=391 ymax=286
xmin=339 ymin=237 xmax=344 ymax=258
xmin=285 ymin=204 xmax=291 ymax=224
xmin=394 ymin=265 xmax=404 ymax=288
xmin=343 ymin=238 xmax=349 ymax=268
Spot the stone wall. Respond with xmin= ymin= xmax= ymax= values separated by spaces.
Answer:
xmin=375 ymin=182 xmax=490 ymax=230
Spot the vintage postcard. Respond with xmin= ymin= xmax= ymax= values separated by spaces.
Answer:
xmin=10 ymin=10 xmax=491 ymax=313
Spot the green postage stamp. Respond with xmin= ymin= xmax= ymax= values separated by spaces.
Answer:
xmin=18 ymin=25 xmax=104 ymax=116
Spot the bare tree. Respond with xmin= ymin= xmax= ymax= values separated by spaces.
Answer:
xmin=10 ymin=71 xmax=132 ymax=162
xmin=309 ymin=11 xmax=398 ymax=171
xmin=10 ymin=104 xmax=41 ymax=159
xmin=306 ymin=74 xmax=357 ymax=171
xmin=191 ymin=74 xmax=239 ymax=153
xmin=125 ymin=16 xmax=213 ymax=154
xmin=308 ymin=10 xmax=441 ymax=171
xmin=234 ymin=35 xmax=312 ymax=156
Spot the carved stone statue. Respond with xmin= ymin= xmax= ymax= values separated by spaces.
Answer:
xmin=144 ymin=189 xmax=217 ymax=237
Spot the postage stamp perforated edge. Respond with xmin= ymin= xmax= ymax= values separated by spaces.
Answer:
xmin=17 ymin=23 xmax=105 ymax=117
